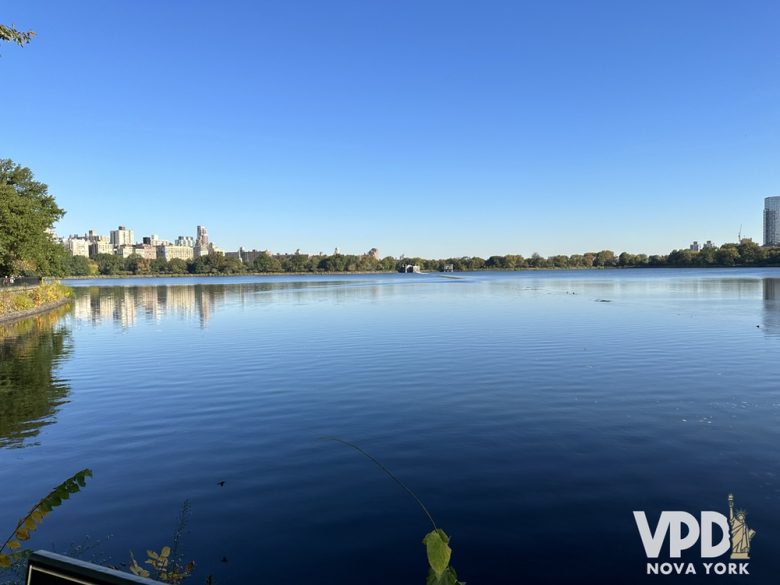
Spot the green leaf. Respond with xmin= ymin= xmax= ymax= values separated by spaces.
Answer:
xmin=426 ymin=567 xmax=465 ymax=585
xmin=0 ymin=554 xmax=11 ymax=568
xmin=7 ymin=540 xmax=21 ymax=551
xmin=423 ymin=529 xmax=452 ymax=577
xmin=160 ymin=546 xmax=171 ymax=558
xmin=15 ymin=528 xmax=29 ymax=541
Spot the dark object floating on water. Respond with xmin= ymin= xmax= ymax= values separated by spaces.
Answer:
xmin=217 ymin=480 xmax=225 ymax=487
xmin=756 ymin=325 xmax=760 ymax=328
xmin=595 ymin=299 xmax=612 ymax=303
xmin=221 ymin=556 xmax=229 ymax=563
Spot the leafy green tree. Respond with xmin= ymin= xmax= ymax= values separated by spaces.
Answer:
xmin=668 ymin=249 xmax=695 ymax=266
xmin=253 ymin=254 xmax=282 ymax=273
xmin=94 ymin=253 xmax=124 ymax=275
xmin=551 ymin=254 xmax=569 ymax=268
xmin=125 ymin=254 xmax=151 ymax=275
xmin=485 ymin=255 xmax=507 ymax=269
xmin=593 ymin=250 xmax=616 ymax=267
xmin=64 ymin=255 xmax=93 ymax=276
xmin=0 ymin=160 xmax=65 ymax=277
xmin=618 ymin=252 xmax=638 ymax=266
xmin=149 ymin=258 xmax=169 ymax=273
xmin=379 ymin=256 xmax=397 ymax=271
xmin=648 ymin=254 xmax=667 ymax=266
xmin=716 ymin=245 xmax=740 ymax=266
xmin=221 ymin=256 xmax=246 ymax=274
xmin=281 ymin=253 xmax=309 ymax=272
xmin=737 ymin=240 xmax=765 ymax=264
xmin=317 ymin=254 xmax=346 ymax=272
xmin=697 ymin=246 xmax=717 ymax=266
xmin=505 ymin=254 xmax=525 ymax=269
xmin=529 ymin=253 xmax=547 ymax=268
xmin=0 ymin=24 xmax=35 ymax=47
xmin=167 ymin=258 xmax=188 ymax=274
xmin=765 ymin=247 xmax=780 ymax=265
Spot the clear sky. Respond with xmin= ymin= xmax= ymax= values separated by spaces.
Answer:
xmin=3 ymin=0 xmax=779 ymax=258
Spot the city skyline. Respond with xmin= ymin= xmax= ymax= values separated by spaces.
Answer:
xmin=4 ymin=1 xmax=780 ymax=257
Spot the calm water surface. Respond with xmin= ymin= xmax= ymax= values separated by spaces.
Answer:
xmin=2 ymin=269 xmax=780 ymax=584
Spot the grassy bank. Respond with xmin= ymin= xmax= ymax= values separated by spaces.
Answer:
xmin=0 ymin=282 xmax=73 ymax=319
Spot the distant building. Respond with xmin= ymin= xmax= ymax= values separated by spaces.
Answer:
xmin=764 ymin=196 xmax=780 ymax=246
xmin=143 ymin=234 xmax=168 ymax=246
xmin=690 ymin=241 xmax=701 ymax=252
xmin=196 ymin=225 xmax=209 ymax=247
xmin=119 ymin=244 xmax=157 ymax=260
xmin=175 ymin=235 xmax=195 ymax=247
xmin=110 ymin=225 xmax=134 ymax=247
xmin=229 ymin=248 xmax=271 ymax=265
xmin=89 ymin=241 xmax=114 ymax=257
xmin=65 ymin=236 xmax=89 ymax=257
xmin=158 ymin=245 xmax=194 ymax=261
xmin=703 ymin=240 xmax=715 ymax=249
xmin=86 ymin=230 xmax=109 ymax=243
xmin=194 ymin=225 xmax=210 ymax=257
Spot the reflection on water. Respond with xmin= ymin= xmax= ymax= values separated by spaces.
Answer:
xmin=4 ymin=270 xmax=780 ymax=584
xmin=72 ymin=285 xmax=227 ymax=328
xmin=763 ymin=278 xmax=780 ymax=335
xmin=70 ymin=280 xmax=395 ymax=328
xmin=0 ymin=306 xmax=72 ymax=448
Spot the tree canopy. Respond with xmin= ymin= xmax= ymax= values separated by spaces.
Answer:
xmin=0 ymin=159 xmax=66 ymax=277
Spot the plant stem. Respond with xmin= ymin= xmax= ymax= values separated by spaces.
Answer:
xmin=323 ymin=437 xmax=438 ymax=531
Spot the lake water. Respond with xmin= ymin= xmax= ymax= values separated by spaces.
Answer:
xmin=2 ymin=269 xmax=780 ymax=584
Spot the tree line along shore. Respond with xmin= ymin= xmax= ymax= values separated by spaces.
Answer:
xmin=57 ymin=239 xmax=780 ymax=277
xmin=3 ymin=156 xmax=780 ymax=282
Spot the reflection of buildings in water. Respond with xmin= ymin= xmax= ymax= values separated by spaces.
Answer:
xmin=137 ymin=287 xmax=160 ymax=321
xmin=115 ymin=289 xmax=137 ymax=328
xmin=762 ymin=279 xmax=780 ymax=335
xmin=72 ymin=280 xmax=390 ymax=329
xmin=73 ymin=293 xmax=92 ymax=321
xmin=164 ymin=286 xmax=197 ymax=320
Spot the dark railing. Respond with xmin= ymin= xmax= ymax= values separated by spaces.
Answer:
xmin=0 ymin=276 xmax=42 ymax=288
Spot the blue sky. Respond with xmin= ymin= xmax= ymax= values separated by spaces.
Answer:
xmin=3 ymin=1 xmax=779 ymax=258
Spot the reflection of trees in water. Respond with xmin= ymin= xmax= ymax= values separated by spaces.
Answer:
xmin=0 ymin=305 xmax=72 ymax=449
xmin=763 ymin=279 xmax=780 ymax=335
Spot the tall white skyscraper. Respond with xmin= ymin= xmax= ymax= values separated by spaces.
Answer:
xmin=764 ymin=196 xmax=780 ymax=246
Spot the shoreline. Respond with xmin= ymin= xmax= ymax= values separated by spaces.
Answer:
xmin=59 ymin=265 xmax=780 ymax=280
xmin=0 ymin=297 xmax=72 ymax=325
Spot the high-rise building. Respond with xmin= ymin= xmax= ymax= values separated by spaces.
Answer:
xmin=194 ymin=225 xmax=210 ymax=257
xmin=196 ymin=225 xmax=209 ymax=247
xmin=110 ymin=225 xmax=134 ymax=247
xmin=765 ymin=197 xmax=780 ymax=246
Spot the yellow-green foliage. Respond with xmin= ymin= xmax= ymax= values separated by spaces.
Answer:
xmin=0 ymin=283 xmax=72 ymax=317
xmin=130 ymin=547 xmax=194 ymax=584
xmin=0 ymin=469 xmax=92 ymax=569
